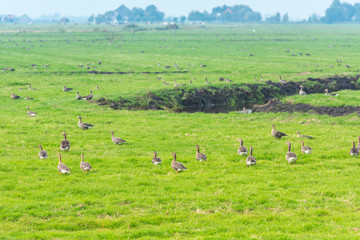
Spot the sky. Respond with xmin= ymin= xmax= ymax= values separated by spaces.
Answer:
xmin=1 ymin=0 xmax=360 ymax=20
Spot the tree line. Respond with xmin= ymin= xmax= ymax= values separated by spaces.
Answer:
xmin=1 ymin=1 xmax=360 ymax=24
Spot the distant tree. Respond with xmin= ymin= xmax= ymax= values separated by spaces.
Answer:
xmin=266 ymin=12 xmax=281 ymax=22
xmin=308 ymin=13 xmax=321 ymax=22
xmin=283 ymin=12 xmax=289 ymax=22
xmin=322 ymin=0 xmax=356 ymax=23
xmin=180 ymin=16 xmax=186 ymax=23
xmin=188 ymin=10 xmax=211 ymax=21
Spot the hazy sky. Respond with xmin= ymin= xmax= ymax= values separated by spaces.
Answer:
xmin=1 ymin=0 xmax=360 ymax=20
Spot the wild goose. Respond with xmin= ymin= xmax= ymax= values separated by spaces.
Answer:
xmin=350 ymin=141 xmax=359 ymax=156
xmin=200 ymin=64 xmax=207 ymax=67
xmin=27 ymin=106 xmax=37 ymax=117
xmin=11 ymin=93 xmax=21 ymax=99
xmin=63 ymin=85 xmax=73 ymax=92
xmin=271 ymin=124 xmax=287 ymax=139
xmin=60 ymin=131 xmax=70 ymax=150
xmin=225 ymin=78 xmax=233 ymax=83
xmin=296 ymin=131 xmax=313 ymax=139
xmin=324 ymin=89 xmax=338 ymax=96
xmin=29 ymin=84 xmax=37 ymax=90
xmin=300 ymin=140 xmax=312 ymax=154
xmin=82 ymin=90 xmax=93 ymax=100
xmin=96 ymin=85 xmax=100 ymax=90
xmin=77 ymin=116 xmax=94 ymax=130
xmin=299 ymin=85 xmax=306 ymax=95
xmin=57 ymin=153 xmax=70 ymax=174
xmin=163 ymin=80 xmax=170 ymax=85
xmin=38 ymin=144 xmax=48 ymax=159
xmin=246 ymin=147 xmax=256 ymax=167
xmin=286 ymin=142 xmax=297 ymax=164
xmin=25 ymin=96 xmax=34 ymax=100
xmin=152 ymin=151 xmax=162 ymax=165
xmin=171 ymin=152 xmax=187 ymax=173
xmin=238 ymin=107 xmax=252 ymax=114
xmin=205 ymin=78 xmax=210 ymax=85
xmin=111 ymin=131 xmax=127 ymax=144
xmin=279 ymin=76 xmax=287 ymax=85
xmin=238 ymin=139 xmax=248 ymax=156
xmin=80 ymin=154 xmax=92 ymax=172
xmin=357 ymin=136 xmax=360 ymax=149
xmin=76 ymin=91 xmax=82 ymax=100
xmin=195 ymin=145 xmax=207 ymax=161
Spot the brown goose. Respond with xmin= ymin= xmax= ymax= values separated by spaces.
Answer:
xmin=29 ymin=84 xmax=37 ymax=90
xmin=171 ymin=152 xmax=187 ymax=173
xmin=63 ymin=85 xmax=73 ymax=92
xmin=162 ymin=80 xmax=170 ymax=85
xmin=350 ymin=141 xmax=359 ymax=156
xmin=286 ymin=142 xmax=297 ymax=164
xmin=25 ymin=96 xmax=34 ymax=100
xmin=60 ymin=131 xmax=70 ymax=150
xmin=77 ymin=116 xmax=94 ymax=130
xmin=76 ymin=91 xmax=82 ymax=100
xmin=324 ymin=89 xmax=338 ymax=96
xmin=195 ymin=145 xmax=207 ymax=161
xmin=82 ymin=90 xmax=93 ymax=100
xmin=246 ymin=146 xmax=256 ymax=167
xmin=152 ymin=151 xmax=162 ymax=165
xmin=11 ymin=93 xmax=21 ymax=99
xmin=271 ymin=124 xmax=287 ymax=139
xmin=299 ymin=85 xmax=306 ymax=95
xmin=27 ymin=106 xmax=37 ymax=117
xmin=296 ymin=131 xmax=313 ymax=139
xmin=57 ymin=153 xmax=70 ymax=174
xmin=300 ymin=140 xmax=312 ymax=154
xmin=80 ymin=154 xmax=92 ymax=172
xmin=38 ymin=144 xmax=48 ymax=159
xmin=279 ymin=76 xmax=287 ymax=85
xmin=111 ymin=131 xmax=126 ymax=144
xmin=238 ymin=139 xmax=248 ymax=156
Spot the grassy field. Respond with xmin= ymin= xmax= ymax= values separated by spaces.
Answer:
xmin=2 ymin=24 xmax=360 ymax=239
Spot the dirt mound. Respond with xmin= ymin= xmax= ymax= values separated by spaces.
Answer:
xmin=95 ymin=75 xmax=360 ymax=113
xmin=253 ymin=99 xmax=360 ymax=116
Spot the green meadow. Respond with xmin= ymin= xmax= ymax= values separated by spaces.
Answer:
xmin=2 ymin=24 xmax=360 ymax=239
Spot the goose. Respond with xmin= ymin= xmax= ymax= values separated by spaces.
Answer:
xmin=271 ymin=124 xmax=287 ymax=139
xmin=189 ymin=80 xmax=192 ymax=85
xmin=225 ymin=78 xmax=233 ymax=83
xmin=152 ymin=151 xmax=162 ymax=165
xmin=200 ymin=64 xmax=207 ymax=67
xmin=300 ymin=140 xmax=312 ymax=154
xmin=174 ymin=62 xmax=179 ymax=69
xmin=171 ymin=152 xmax=187 ymax=173
xmin=27 ymin=106 xmax=37 ymax=117
xmin=238 ymin=107 xmax=252 ymax=114
xmin=60 ymin=131 xmax=70 ymax=150
xmin=299 ymin=85 xmax=306 ymax=95
xmin=246 ymin=147 xmax=256 ymax=167
xmin=279 ymin=76 xmax=287 ymax=85
xmin=205 ymin=78 xmax=210 ymax=85
xmin=77 ymin=116 xmax=94 ymax=130
xmin=29 ymin=84 xmax=37 ymax=90
xmin=82 ymin=90 xmax=93 ymax=100
xmin=80 ymin=154 xmax=92 ymax=172
xmin=163 ymin=80 xmax=170 ymax=85
xmin=38 ymin=144 xmax=48 ymax=159
xmin=195 ymin=145 xmax=207 ymax=161
xmin=11 ymin=93 xmax=21 ymax=99
xmin=260 ymin=75 xmax=264 ymax=81
xmin=357 ymin=136 xmax=360 ymax=149
xmin=286 ymin=142 xmax=297 ymax=164
xmin=63 ymin=85 xmax=73 ymax=92
xmin=76 ymin=91 xmax=82 ymax=100
xmin=25 ymin=96 xmax=34 ymax=100
xmin=324 ymin=89 xmax=338 ymax=96
xmin=296 ymin=131 xmax=313 ymax=139
xmin=238 ymin=139 xmax=248 ymax=156
xmin=96 ymin=85 xmax=100 ymax=90
xmin=57 ymin=153 xmax=70 ymax=174
xmin=350 ymin=141 xmax=359 ymax=156
xmin=111 ymin=131 xmax=126 ymax=144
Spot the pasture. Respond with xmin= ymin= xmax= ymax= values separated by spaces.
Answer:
xmin=1 ymin=24 xmax=360 ymax=239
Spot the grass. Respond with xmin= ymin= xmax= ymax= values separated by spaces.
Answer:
xmin=1 ymin=23 xmax=360 ymax=239
xmin=282 ymin=89 xmax=360 ymax=107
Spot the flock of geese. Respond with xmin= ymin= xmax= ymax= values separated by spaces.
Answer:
xmin=10 ymin=79 xmax=349 ymax=174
